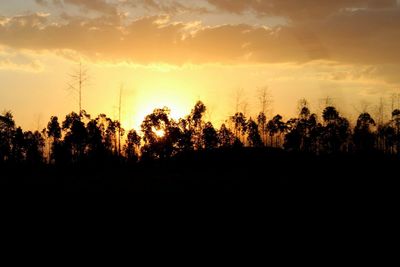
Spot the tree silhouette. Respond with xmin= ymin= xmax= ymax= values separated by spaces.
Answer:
xmin=202 ymin=122 xmax=218 ymax=150
xmin=86 ymin=117 xmax=105 ymax=158
xmin=267 ymin=115 xmax=284 ymax=147
xmin=284 ymin=106 xmax=320 ymax=153
xmin=62 ymin=112 xmax=87 ymax=162
xmin=0 ymin=111 xmax=15 ymax=162
xmin=353 ymin=113 xmax=376 ymax=153
xmin=7 ymin=94 xmax=400 ymax=173
xmin=391 ymin=109 xmax=400 ymax=154
xmin=12 ymin=127 xmax=25 ymax=162
xmin=218 ymin=123 xmax=235 ymax=148
xmin=257 ymin=112 xmax=267 ymax=145
xmin=47 ymin=116 xmax=61 ymax=163
xmin=230 ymin=112 xmax=247 ymax=144
xmin=247 ymin=119 xmax=262 ymax=147
xmin=175 ymin=118 xmax=194 ymax=152
xmin=378 ymin=123 xmax=396 ymax=154
xmin=141 ymin=107 xmax=174 ymax=159
xmin=321 ymin=106 xmax=350 ymax=154
xmin=124 ymin=129 xmax=141 ymax=162
xmin=23 ymin=131 xmax=45 ymax=164
xmin=188 ymin=101 xmax=207 ymax=149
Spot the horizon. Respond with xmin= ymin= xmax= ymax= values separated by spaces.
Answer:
xmin=1 ymin=0 xmax=400 ymax=132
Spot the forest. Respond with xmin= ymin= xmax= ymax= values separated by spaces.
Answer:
xmin=1 ymin=99 xmax=400 ymax=191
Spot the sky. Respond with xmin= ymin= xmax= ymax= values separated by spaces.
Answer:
xmin=1 ymin=0 xmax=400 ymax=131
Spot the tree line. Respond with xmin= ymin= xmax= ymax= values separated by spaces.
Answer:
xmin=1 ymin=99 xmax=400 ymax=165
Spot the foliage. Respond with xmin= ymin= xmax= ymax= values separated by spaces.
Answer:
xmin=3 ymin=99 xmax=400 ymax=165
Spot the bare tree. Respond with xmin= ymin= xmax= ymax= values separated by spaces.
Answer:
xmin=297 ymin=98 xmax=310 ymax=114
xmin=391 ymin=90 xmax=400 ymax=112
xmin=373 ymin=97 xmax=386 ymax=126
xmin=352 ymin=100 xmax=371 ymax=115
xmin=68 ymin=62 xmax=89 ymax=116
xmin=258 ymin=87 xmax=273 ymax=115
xmin=118 ymin=84 xmax=123 ymax=156
xmin=234 ymin=88 xmax=248 ymax=114
xmin=257 ymin=87 xmax=273 ymax=145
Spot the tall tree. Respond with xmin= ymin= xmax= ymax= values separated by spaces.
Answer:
xmin=202 ymin=122 xmax=219 ymax=150
xmin=257 ymin=112 xmax=267 ymax=145
xmin=124 ymin=129 xmax=141 ymax=162
xmin=267 ymin=115 xmax=284 ymax=147
xmin=62 ymin=112 xmax=88 ymax=162
xmin=391 ymin=109 xmax=400 ymax=154
xmin=23 ymin=131 xmax=45 ymax=164
xmin=12 ymin=127 xmax=25 ymax=162
xmin=247 ymin=119 xmax=262 ymax=147
xmin=141 ymin=107 xmax=175 ymax=159
xmin=68 ymin=62 xmax=89 ymax=115
xmin=353 ymin=113 xmax=376 ymax=153
xmin=218 ymin=124 xmax=235 ymax=148
xmin=0 ymin=111 xmax=16 ymax=162
xmin=47 ymin=116 xmax=61 ymax=163
xmin=230 ymin=112 xmax=247 ymax=144
xmin=188 ymin=101 xmax=206 ymax=149
xmin=320 ymin=106 xmax=350 ymax=154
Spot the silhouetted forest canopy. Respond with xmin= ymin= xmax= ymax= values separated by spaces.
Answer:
xmin=1 ymin=99 xmax=400 ymax=191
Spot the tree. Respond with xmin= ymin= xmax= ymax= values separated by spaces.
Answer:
xmin=322 ymin=106 xmax=340 ymax=123
xmin=188 ymin=101 xmax=206 ymax=149
xmin=378 ymin=123 xmax=396 ymax=154
xmin=353 ymin=113 xmax=376 ymax=153
xmin=175 ymin=118 xmax=194 ymax=152
xmin=68 ymin=62 xmax=89 ymax=115
xmin=257 ymin=112 xmax=267 ymax=145
xmin=392 ymin=109 xmax=400 ymax=154
xmin=12 ymin=127 xmax=25 ymax=162
xmin=218 ymin=124 xmax=235 ymax=148
xmin=23 ymin=131 xmax=45 ymax=164
xmin=230 ymin=112 xmax=247 ymax=144
xmin=284 ymin=105 xmax=320 ymax=153
xmin=202 ymin=122 xmax=218 ymax=150
xmin=62 ymin=112 xmax=88 ymax=162
xmin=320 ymin=106 xmax=350 ymax=154
xmin=257 ymin=87 xmax=273 ymax=145
xmin=247 ymin=119 xmax=263 ymax=147
xmin=140 ymin=107 xmax=175 ymax=159
xmin=0 ymin=111 xmax=16 ymax=162
xmin=124 ymin=129 xmax=141 ymax=162
xmin=86 ymin=118 xmax=105 ymax=158
xmin=47 ymin=116 xmax=61 ymax=163
xmin=267 ymin=115 xmax=284 ymax=147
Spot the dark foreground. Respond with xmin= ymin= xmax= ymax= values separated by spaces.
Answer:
xmin=1 ymin=148 xmax=398 ymax=192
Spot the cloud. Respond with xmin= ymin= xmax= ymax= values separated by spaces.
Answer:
xmin=206 ymin=0 xmax=398 ymax=19
xmin=0 ymin=46 xmax=44 ymax=72
xmin=1 ymin=1 xmax=400 ymax=69
xmin=35 ymin=0 xmax=118 ymax=15
xmin=121 ymin=0 xmax=208 ymax=14
xmin=0 ymin=14 xmax=302 ymax=64
xmin=35 ymin=0 xmax=207 ymax=15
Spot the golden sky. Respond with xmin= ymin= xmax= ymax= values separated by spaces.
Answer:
xmin=1 ymin=0 xmax=400 ymax=131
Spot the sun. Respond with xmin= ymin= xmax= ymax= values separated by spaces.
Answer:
xmin=127 ymin=86 xmax=194 ymax=131
xmin=153 ymin=128 xmax=165 ymax=138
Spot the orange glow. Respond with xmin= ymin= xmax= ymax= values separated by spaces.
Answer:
xmin=153 ymin=128 xmax=165 ymax=138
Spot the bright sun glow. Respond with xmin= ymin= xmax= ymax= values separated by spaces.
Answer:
xmin=153 ymin=128 xmax=165 ymax=138
xmin=126 ymin=85 xmax=195 ymax=132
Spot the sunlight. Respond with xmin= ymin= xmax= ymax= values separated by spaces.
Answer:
xmin=128 ymin=84 xmax=195 ymax=131
xmin=153 ymin=128 xmax=165 ymax=138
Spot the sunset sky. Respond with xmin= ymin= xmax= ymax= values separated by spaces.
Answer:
xmin=1 ymin=0 xmax=400 ymax=131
